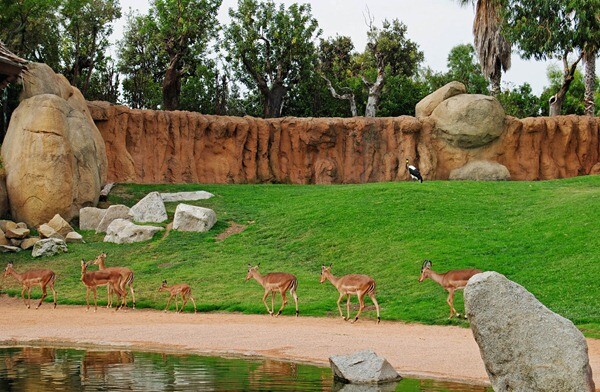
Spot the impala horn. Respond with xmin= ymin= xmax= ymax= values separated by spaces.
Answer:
xmin=422 ymin=259 xmax=432 ymax=270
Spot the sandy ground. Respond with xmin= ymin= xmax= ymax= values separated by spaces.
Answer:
xmin=1 ymin=296 xmax=598 ymax=388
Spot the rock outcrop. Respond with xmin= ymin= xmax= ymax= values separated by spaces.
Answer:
xmin=449 ymin=160 xmax=511 ymax=181
xmin=329 ymin=350 xmax=401 ymax=384
xmin=129 ymin=191 xmax=168 ymax=223
xmin=415 ymin=81 xmax=466 ymax=119
xmin=173 ymin=204 xmax=216 ymax=232
xmin=89 ymin=101 xmax=600 ymax=184
xmin=32 ymin=238 xmax=68 ymax=258
xmin=465 ymin=271 xmax=595 ymax=392
xmin=0 ymin=169 xmax=8 ymax=219
xmin=104 ymin=219 xmax=163 ymax=244
xmin=1 ymin=63 xmax=107 ymax=226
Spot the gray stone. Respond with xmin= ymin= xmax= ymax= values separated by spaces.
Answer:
xmin=32 ymin=238 xmax=68 ymax=257
xmin=173 ymin=204 xmax=217 ymax=232
xmin=79 ymin=206 xmax=106 ymax=230
xmin=329 ymin=350 xmax=401 ymax=385
xmin=465 ymin=271 xmax=595 ymax=392
xmin=104 ymin=219 xmax=164 ymax=244
xmin=161 ymin=191 xmax=214 ymax=202
xmin=96 ymin=205 xmax=130 ymax=233
xmin=10 ymin=238 xmax=23 ymax=247
xmin=5 ymin=227 xmax=30 ymax=239
xmin=65 ymin=231 xmax=85 ymax=243
xmin=129 ymin=191 xmax=168 ymax=223
xmin=46 ymin=213 xmax=74 ymax=236
xmin=0 ymin=245 xmax=21 ymax=253
xmin=415 ymin=81 xmax=466 ymax=119
xmin=431 ymin=94 xmax=506 ymax=148
xmin=20 ymin=237 xmax=41 ymax=250
xmin=449 ymin=160 xmax=511 ymax=181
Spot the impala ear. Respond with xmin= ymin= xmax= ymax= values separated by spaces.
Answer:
xmin=162 ymin=279 xmax=167 ymax=284
xmin=329 ymin=263 xmax=332 ymax=268
xmin=422 ymin=259 xmax=432 ymax=269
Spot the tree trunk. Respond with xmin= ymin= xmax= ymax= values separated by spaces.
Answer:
xmin=363 ymin=66 xmax=385 ymax=117
xmin=263 ymin=83 xmax=287 ymax=118
xmin=489 ymin=59 xmax=502 ymax=96
xmin=584 ymin=50 xmax=597 ymax=117
xmin=322 ymin=75 xmax=358 ymax=116
xmin=162 ymin=55 xmax=182 ymax=111
xmin=549 ymin=53 xmax=583 ymax=116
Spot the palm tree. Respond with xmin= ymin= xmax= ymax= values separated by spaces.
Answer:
xmin=583 ymin=49 xmax=597 ymax=116
xmin=457 ymin=0 xmax=511 ymax=96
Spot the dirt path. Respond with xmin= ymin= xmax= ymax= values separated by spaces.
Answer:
xmin=1 ymin=296 xmax=598 ymax=388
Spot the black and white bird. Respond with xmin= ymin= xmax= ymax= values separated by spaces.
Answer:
xmin=406 ymin=158 xmax=423 ymax=183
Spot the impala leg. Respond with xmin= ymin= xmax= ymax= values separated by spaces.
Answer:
xmin=37 ymin=285 xmax=48 ymax=309
xmin=119 ymin=279 xmax=128 ymax=309
xmin=129 ymin=282 xmax=136 ymax=310
xmin=50 ymin=282 xmax=57 ymax=309
xmin=336 ymin=293 xmax=346 ymax=320
xmin=447 ymin=289 xmax=456 ymax=319
xmin=179 ymin=293 xmax=188 ymax=313
xmin=21 ymin=286 xmax=28 ymax=308
xmin=93 ymin=287 xmax=98 ymax=312
xmin=27 ymin=287 xmax=32 ymax=309
xmin=352 ymin=293 xmax=366 ymax=323
xmin=346 ymin=295 xmax=352 ymax=321
xmin=271 ymin=291 xmax=275 ymax=316
xmin=369 ymin=293 xmax=381 ymax=324
xmin=107 ymin=285 xmax=112 ymax=308
xmin=291 ymin=288 xmax=299 ymax=317
xmin=164 ymin=294 xmax=173 ymax=312
xmin=189 ymin=295 xmax=197 ymax=314
xmin=262 ymin=291 xmax=272 ymax=315
xmin=276 ymin=290 xmax=288 ymax=317
xmin=85 ymin=288 xmax=90 ymax=311
xmin=174 ymin=294 xmax=180 ymax=312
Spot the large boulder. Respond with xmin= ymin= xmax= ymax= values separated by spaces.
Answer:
xmin=46 ymin=214 xmax=74 ymax=236
xmin=173 ymin=204 xmax=217 ymax=232
xmin=161 ymin=191 xmax=214 ymax=202
xmin=32 ymin=238 xmax=68 ymax=257
xmin=431 ymin=94 xmax=505 ymax=149
xmin=449 ymin=160 xmax=511 ymax=181
xmin=0 ymin=169 xmax=8 ymax=219
xmin=329 ymin=350 xmax=401 ymax=384
xmin=465 ymin=272 xmax=595 ymax=392
xmin=415 ymin=81 xmax=466 ymax=119
xmin=129 ymin=191 xmax=168 ymax=223
xmin=96 ymin=205 xmax=130 ymax=233
xmin=0 ymin=63 xmax=107 ymax=227
xmin=79 ymin=207 xmax=106 ymax=230
xmin=104 ymin=218 xmax=163 ymax=244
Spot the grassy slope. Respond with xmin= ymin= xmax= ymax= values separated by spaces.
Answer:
xmin=2 ymin=177 xmax=599 ymax=337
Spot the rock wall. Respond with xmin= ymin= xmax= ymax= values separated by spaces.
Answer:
xmin=89 ymin=101 xmax=600 ymax=184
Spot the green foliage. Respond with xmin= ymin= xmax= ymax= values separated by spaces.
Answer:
xmin=538 ymin=64 xmax=600 ymax=115
xmin=378 ymin=75 xmax=430 ymax=117
xmin=3 ymin=178 xmax=599 ymax=337
xmin=496 ymin=82 xmax=542 ymax=118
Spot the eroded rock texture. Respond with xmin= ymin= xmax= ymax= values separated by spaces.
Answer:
xmin=89 ymin=101 xmax=600 ymax=184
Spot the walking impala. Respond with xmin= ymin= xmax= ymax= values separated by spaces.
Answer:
xmin=3 ymin=262 xmax=57 ymax=309
xmin=320 ymin=265 xmax=380 ymax=324
xmin=158 ymin=280 xmax=197 ymax=313
xmin=80 ymin=259 xmax=126 ymax=312
xmin=93 ymin=252 xmax=136 ymax=309
xmin=419 ymin=259 xmax=482 ymax=319
xmin=246 ymin=264 xmax=299 ymax=317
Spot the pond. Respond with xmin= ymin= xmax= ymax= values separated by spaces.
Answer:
xmin=0 ymin=347 xmax=492 ymax=391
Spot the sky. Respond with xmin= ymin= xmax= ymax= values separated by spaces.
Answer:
xmin=113 ymin=0 xmax=556 ymax=95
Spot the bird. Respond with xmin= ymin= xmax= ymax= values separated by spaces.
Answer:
xmin=406 ymin=158 xmax=423 ymax=183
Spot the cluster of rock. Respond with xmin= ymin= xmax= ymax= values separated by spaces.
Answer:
xmin=329 ymin=350 xmax=401 ymax=387
xmin=80 ymin=191 xmax=216 ymax=244
xmin=0 ymin=214 xmax=82 ymax=257
xmin=465 ymin=271 xmax=596 ymax=391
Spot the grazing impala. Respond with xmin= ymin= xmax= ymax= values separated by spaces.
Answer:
xmin=246 ymin=264 xmax=299 ymax=317
xmin=158 ymin=280 xmax=197 ymax=313
xmin=320 ymin=265 xmax=380 ymax=324
xmin=80 ymin=259 xmax=126 ymax=312
xmin=419 ymin=259 xmax=482 ymax=319
xmin=93 ymin=252 xmax=136 ymax=309
xmin=3 ymin=263 xmax=57 ymax=309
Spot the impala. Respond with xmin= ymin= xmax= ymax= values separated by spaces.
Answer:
xmin=419 ymin=259 xmax=482 ymax=319
xmin=93 ymin=252 xmax=136 ymax=309
xmin=80 ymin=259 xmax=126 ymax=312
xmin=3 ymin=262 xmax=57 ymax=309
xmin=320 ymin=265 xmax=380 ymax=323
xmin=245 ymin=264 xmax=299 ymax=317
xmin=158 ymin=280 xmax=197 ymax=313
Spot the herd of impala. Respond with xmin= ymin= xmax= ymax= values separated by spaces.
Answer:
xmin=2 ymin=255 xmax=482 ymax=322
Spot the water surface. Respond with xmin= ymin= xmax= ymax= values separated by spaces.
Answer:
xmin=0 ymin=347 xmax=492 ymax=391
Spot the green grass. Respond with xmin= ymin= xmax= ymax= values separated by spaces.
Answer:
xmin=2 ymin=177 xmax=599 ymax=337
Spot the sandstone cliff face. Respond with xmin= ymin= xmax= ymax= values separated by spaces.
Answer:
xmin=89 ymin=101 xmax=600 ymax=184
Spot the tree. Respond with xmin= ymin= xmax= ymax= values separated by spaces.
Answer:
xmin=60 ymin=0 xmax=121 ymax=96
xmin=502 ymin=0 xmax=600 ymax=116
xmin=457 ymin=0 xmax=511 ymax=95
xmin=150 ymin=0 xmax=221 ymax=111
xmin=318 ymin=35 xmax=358 ymax=116
xmin=496 ymin=82 xmax=541 ymax=118
xmin=539 ymin=64 xmax=600 ymax=115
xmin=224 ymin=0 xmax=321 ymax=118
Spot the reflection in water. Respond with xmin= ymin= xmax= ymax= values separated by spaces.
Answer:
xmin=0 ymin=347 xmax=492 ymax=391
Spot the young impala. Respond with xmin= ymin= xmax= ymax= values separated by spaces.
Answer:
xmin=80 ymin=259 xmax=126 ymax=312
xmin=320 ymin=265 xmax=380 ymax=324
xmin=419 ymin=259 xmax=482 ymax=319
xmin=158 ymin=280 xmax=197 ymax=313
xmin=93 ymin=252 xmax=136 ymax=309
xmin=246 ymin=264 xmax=299 ymax=317
xmin=3 ymin=262 xmax=57 ymax=309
